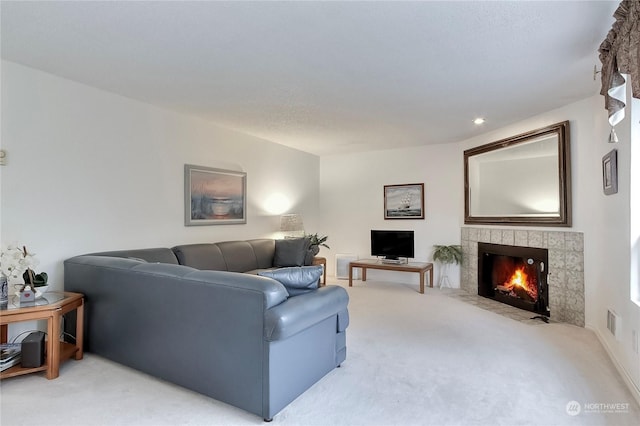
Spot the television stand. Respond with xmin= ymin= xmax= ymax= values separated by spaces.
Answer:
xmin=348 ymin=259 xmax=433 ymax=294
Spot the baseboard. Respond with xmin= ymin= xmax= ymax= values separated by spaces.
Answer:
xmin=588 ymin=325 xmax=640 ymax=406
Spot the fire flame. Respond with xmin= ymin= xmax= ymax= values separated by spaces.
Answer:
xmin=510 ymin=269 xmax=527 ymax=288
xmin=502 ymin=267 xmax=537 ymax=301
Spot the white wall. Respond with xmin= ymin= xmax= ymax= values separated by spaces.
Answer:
xmin=319 ymin=143 xmax=462 ymax=286
xmin=0 ymin=61 xmax=320 ymax=292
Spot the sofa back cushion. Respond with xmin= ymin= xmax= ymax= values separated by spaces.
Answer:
xmin=247 ymin=239 xmax=276 ymax=269
xmin=172 ymin=244 xmax=228 ymax=270
xmin=273 ymin=238 xmax=310 ymax=267
xmin=173 ymin=240 xmax=277 ymax=273
xmin=216 ymin=241 xmax=261 ymax=272
xmin=89 ymin=248 xmax=179 ymax=264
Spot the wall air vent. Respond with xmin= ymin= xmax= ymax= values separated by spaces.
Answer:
xmin=336 ymin=254 xmax=359 ymax=280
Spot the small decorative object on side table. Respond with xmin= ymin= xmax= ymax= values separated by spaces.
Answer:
xmin=22 ymin=269 xmax=49 ymax=301
xmin=18 ymin=285 xmax=35 ymax=304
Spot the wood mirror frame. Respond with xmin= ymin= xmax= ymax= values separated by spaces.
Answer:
xmin=464 ymin=121 xmax=571 ymax=227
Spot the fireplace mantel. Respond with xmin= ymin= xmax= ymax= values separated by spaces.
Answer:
xmin=461 ymin=227 xmax=584 ymax=326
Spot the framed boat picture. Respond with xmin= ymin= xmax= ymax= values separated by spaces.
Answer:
xmin=185 ymin=164 xmax=247 ymax=226
xmin=384 ymin=183 xmax=425 ymax=220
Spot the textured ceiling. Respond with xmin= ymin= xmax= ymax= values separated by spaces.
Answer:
xmin=1 ymin=1 xmax=617 ymax=156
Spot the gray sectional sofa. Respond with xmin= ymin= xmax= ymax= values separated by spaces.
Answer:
xmin=64 ymin=239 xmax=349 ymax=421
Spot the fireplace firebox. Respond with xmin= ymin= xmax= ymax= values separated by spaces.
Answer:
xmin=478 ymin=242 xmax=550 ymax=318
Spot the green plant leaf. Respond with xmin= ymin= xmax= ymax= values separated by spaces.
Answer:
xmin=432 ymin=245 xmax=463 ymax=265
xmin=305 ymin=233 xmax=330 ymax=250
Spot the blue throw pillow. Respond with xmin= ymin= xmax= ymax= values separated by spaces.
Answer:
xmin=258 ymin=265 xmax=323 ymax=296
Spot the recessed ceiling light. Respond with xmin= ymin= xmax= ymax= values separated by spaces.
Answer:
xmin=473 ymin=118 xmax=486 ymax=125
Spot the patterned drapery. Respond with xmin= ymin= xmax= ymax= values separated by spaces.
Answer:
xmin=598 ymin=0 xmax=639 ymax=127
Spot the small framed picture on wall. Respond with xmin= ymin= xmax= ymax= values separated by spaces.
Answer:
xmin=384 ymin=183 xmax=425 ymax=219
xmin=602 ymin=149 xmax=618 ymax=195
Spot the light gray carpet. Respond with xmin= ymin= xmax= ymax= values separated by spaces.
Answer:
xmin=1 ymin=279 xmax=639 ymax=426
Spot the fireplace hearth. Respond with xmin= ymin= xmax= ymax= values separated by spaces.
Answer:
xmin=478 ymin=242 xmax=550 ymax=318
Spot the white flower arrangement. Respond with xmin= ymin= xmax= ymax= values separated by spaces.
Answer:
xmin=0 ymin=244 xmax=39 ymax=280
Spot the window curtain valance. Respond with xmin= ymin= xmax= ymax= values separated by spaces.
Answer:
xmin=598 ymin=0 xmax=639 ymax=127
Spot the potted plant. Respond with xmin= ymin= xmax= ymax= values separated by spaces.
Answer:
xmin=432 ymin=244 xmax=463 ymax=288
xmin=304 ymin=233 xmax=330 ymax=265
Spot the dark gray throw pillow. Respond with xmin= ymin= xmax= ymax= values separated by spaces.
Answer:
xmin=258 ymin=265 xmax=323 ymax=296
xmin=274 ymin=237 xmax=310 ymax=267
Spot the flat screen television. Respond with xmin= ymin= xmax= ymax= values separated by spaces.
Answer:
xmin=370 ymin=230 xmax=415 ymax=260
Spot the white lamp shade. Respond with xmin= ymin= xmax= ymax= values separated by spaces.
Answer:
xmin=280 ymin=214 xmax=304 ymax=232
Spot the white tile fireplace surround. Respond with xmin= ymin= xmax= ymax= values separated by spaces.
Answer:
xmin=460 ymin=227 xmax=585 ymax=327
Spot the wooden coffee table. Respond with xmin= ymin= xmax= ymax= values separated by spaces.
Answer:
xmin=0 ymin=291 xmax=84 ymax=380
xmin=348 ymin=259 xmax=434 ymax=294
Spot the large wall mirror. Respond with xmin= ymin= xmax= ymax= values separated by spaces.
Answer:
xmin=464 ymin=121 xmax=571 ymax=226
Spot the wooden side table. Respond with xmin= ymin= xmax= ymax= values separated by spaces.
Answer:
xmin=0 ymin=291 xmax=84 ymax=380
xmin=312 ymin=257 xmax=327 ymax=286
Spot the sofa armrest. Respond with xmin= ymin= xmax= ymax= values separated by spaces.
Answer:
xmin=264 ymin=286 xmax=349 ymax=341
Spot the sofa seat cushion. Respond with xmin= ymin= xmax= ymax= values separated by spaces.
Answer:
xmin=258 ymin=265 xmax=323 ymax=296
